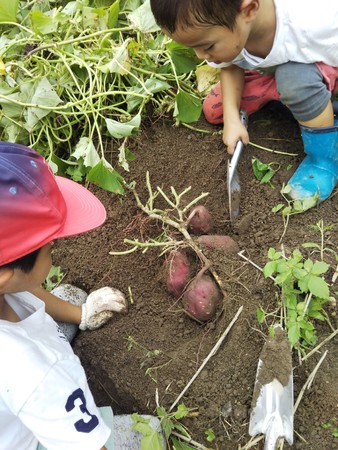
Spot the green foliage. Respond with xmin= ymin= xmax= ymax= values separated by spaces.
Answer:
xmin=263 ymin=247 xmax=331 ymax=349
xmin=303 ymin=219 xmax=337 ymax=261
xmin=132 ymin=404 xmax=197 ymax=450
xmin=0 ymin=0 xmax=203 ymax=192
xmin=322 ymin=418 xmax=338 ymax=438
xmin=43 ymin=265 xmax=64 ymax=291
xmin=204 ymin=428 xmax=215 ymax=442
xmin=251 ymin=157 xmax=279 ymax=186
xmin=272 ymin=184 xmax=319 ymax=241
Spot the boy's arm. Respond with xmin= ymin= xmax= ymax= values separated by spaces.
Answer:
xmin=30 ymin=285 xmax=128 ymax=330
xmin=30 ymin=286 xmax=81 ymax=323
xmin=220 ymin=65 xmax=248 ymax=154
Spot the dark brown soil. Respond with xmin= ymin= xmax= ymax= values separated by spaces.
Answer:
xmin=54 ymin=102 xmax=338 ymax=450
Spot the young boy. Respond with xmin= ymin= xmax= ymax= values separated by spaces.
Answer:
xmin=0 ymin=142 xmax=125 ymax=449
xmin=150 ymin=0 xmax=338 ymax=205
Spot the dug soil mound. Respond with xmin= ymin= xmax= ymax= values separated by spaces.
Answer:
xmin=54 ymin=103 xmax=338 ymax=450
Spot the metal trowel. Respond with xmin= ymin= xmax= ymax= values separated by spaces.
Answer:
xmin=227 ymin=109 xmax=248 ymax=224
xmin=249 ymin=325 xmax=293 ymax=450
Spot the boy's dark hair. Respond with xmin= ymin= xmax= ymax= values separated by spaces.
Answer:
xmin=1 ymin=249 xmax=40 ymax=274
xmin=150 ymin=0 xmax=243 ymax=33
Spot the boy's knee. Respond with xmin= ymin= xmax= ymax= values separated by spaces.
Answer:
xmin=202 ymin=82 xmax=224 ymax=124
xmin=275 ymin=62 xmax=331 ymax=121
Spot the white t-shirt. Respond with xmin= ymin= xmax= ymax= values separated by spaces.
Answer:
xmin=209 ymin=0 xmax=338 ymax=70
xmin=0 ymin=292 xmax=110 ymax=450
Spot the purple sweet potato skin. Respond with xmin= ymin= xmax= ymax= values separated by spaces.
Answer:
xmin=187 ymin=205 xmax=213 ymax=234
xmin=166 ymin=250 xmax=191 ymax=298
xmin=197 ymin=235 xmax=240 ymax=254
xmin=183 ymin=274 xmax=221 ymax=321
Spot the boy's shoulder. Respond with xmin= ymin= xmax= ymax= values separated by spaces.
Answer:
xmin=0 ymin=292 xmax=76 ymax=383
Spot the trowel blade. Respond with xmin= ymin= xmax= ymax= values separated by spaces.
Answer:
xmin=249 ymin=325 xmax=294 ymax=450
xmin=227 ymin=110 xmax=248 ymax=224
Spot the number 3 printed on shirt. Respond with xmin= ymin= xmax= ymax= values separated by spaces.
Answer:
xmin=65 ymin=388 xmax=99 ymax=432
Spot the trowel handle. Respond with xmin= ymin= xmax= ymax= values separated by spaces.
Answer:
xmin=229 ymin=140 xmax=244 ymax=172
xmin=228 ymin=110 xmax=248 ymax=172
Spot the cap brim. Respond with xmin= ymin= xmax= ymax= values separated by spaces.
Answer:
xmin=55 ymin=176 xmax=106 ymax=239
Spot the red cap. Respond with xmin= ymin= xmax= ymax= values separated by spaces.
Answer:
xmin=0 ymin=142 xmax=107 ymax=265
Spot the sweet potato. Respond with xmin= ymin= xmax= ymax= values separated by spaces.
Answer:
xmin=183 ymin=274 xmax=221 ymax=321
xmin=187 ymin=205 xmax=213 ymax=234
xmin=197 ymin=235 xmax=240 ymax=254
xmin=165 ymin=249 xmax=191 ymax=298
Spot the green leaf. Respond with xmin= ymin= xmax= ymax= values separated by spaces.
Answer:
xmin=173 ymin=423 xmax=191 ymax=438
xmin=87 ymin=159 xmax=124 ymax=194
xmin=97 ymin=39 xmax=131 ymax=74
xmin=0 ymin=0 xmax=19 ymax=22
xmin=72 ymin=137 xmax=101 ymax=168
xmin=251 ymin=157 xmax=276 ymax=184
xmin=302 ymin=195 xmax=319 ymax=211
xmin=126 ymin=79 xmax=170 ymax=112
xmin=127 ymin=0 xmax=160 ymax=32
xmin=106 ymin=113 xmax=141 ymax=139
xmin=298 ymin=276 xmax=309 ymax=293
xmin=298 ymin=319 xmax=314 ymax=331
xmin=171 ymin=437 xmax=196 ymax=450
xmin=205 ymin=427 xmax=216 ymax=442
xmin=108 ymin=0 xmax=120 ymax=27
xmin=30 ymin=11 xmax=59 ymax=34
xmin=167 ymin=42 xmax=201 ymax=75
xmin=160 ymin=416 xmax=174 ymax=439
xmin=25 ymin=78 xmax=62 ymax=130
xmin=174 ymin=90 xmax=202 ymax=123
xmin=263 ymin=261 xmax=277 ymax=278
xmin=311 ymin=261 xmax=330 ymax=276
xmin=140 ymin=431 xmax=164 ymax=450
xmin=307 ymin=275 xmax=330 ymax=299
xmin=308 ymin=310 xmax=326 ymax=321
xmin=288 ymin=322 xmax=300 ymax=347
xmin=256 ymin=307 xmax=265 ymax=324
xmin=303 ymin=259 xmax=313 ymax=272
xmin=304 ymin=329 xmax=317 ymax=345
xmin=302 ymin=242 xmax=321 ymax=249
xmin=292 ymin=268 xmax=307 ymax=279
xmin=174 ymin=404 xmax=190 ymax=420
xmin=272 ymin=203 xmax=285 ymax=213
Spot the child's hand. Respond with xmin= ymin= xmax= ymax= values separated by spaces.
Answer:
xmin=80 ymin=287 xmax=127 ymax=330
xmin=223 ymin=118 xmax=249 ymax=154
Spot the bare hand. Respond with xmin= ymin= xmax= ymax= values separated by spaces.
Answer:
xmin=223 ymin=118 xmax=249 ymax=154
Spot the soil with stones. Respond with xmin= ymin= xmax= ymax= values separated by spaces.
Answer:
xmin=54 ymin=103 xmax=338 ymax=450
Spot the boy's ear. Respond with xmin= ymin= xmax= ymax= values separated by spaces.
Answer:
xmin=239 ymin=0 xmax=260 ymax=20
xmin=0 ymin=268 xmax=14 ymax=290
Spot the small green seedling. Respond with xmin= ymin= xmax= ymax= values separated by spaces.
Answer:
xmin=321 ymin=418 xmax=338 ymax=438
xmin=132 ymin=404 xmax=198 ymax=450
xmin=272 ymin=184 xmax=319 ymax=241
xmin=204 ymin=428 xmax=215 ymax=442
xmin=251 ymin=157 xmax=279 ymax=186
xmin=126 ymin=336 xmax=165 ymax=383
xmin=43 ymin=265 xmax=64 ymax=291
xmin=263 ymin=247 xmax=331 ymax=350
xmin=303 ymin=219 xmax=337 ymax=261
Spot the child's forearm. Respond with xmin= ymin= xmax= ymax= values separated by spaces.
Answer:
xmin=220 ymin=65 xmax=245 ymax=117
xmin=30 ymin=286 xmax=82 ymax=324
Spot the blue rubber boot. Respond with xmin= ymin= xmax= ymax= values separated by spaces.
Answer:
xmin=287 ymin=122 xmax=338 ymax=203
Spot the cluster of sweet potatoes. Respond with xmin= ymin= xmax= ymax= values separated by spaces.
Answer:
xmin=164 ymin=205 xmax=239 ymax=322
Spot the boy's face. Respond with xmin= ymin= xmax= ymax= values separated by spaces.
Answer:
xmin=3 ymin=243 xmax=53 ymax=294
xmin=170 ymin=20 xmax=251 ymax=64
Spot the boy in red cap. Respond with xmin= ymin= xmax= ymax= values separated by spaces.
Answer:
xmin=0 ymin=143 xmax=163 ymax=449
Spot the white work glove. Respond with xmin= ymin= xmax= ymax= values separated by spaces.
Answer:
xmin=79 ymin=287 xmax=127 ymax=331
